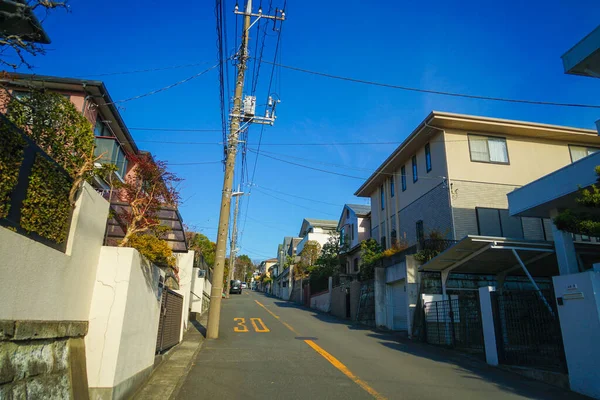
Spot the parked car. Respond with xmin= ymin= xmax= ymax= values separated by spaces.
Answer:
xmin=230 ymin=280 xmax=242 ymax=294
xmin=241 ymin=282 xmax=247 ymax=289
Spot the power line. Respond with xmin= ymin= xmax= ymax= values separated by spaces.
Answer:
xmin=166 ymin=161 xmax=223 ymax=165
xmin=253 ymin=187 xmax=339 ymax=217
xmin=251 ymin=184 xmax=343 ymax=206
xmin=129 ymin=127 xmax=222 ymax=132
xmin=107 ymin=62 xmax=220 ymax=105
xmin=77 ymin=62 xmax=212 ymax=78
xmin=262 ymin=60 xmax=600 ymax=110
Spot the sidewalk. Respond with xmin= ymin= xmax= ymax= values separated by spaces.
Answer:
xmin=133 ymin=316 xmax=206 ymax=400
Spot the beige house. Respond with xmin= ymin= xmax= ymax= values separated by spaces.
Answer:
xmin=336 ymin=204 xmax=371 ymax=276
xmin=356 ymin=111 xmax=600 ymax=250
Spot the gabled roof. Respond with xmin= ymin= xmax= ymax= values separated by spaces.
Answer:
xmin=347 ymin=204 xmax=371 ymax=216
xmin=299 ymin=218 xmax=337 ymax=237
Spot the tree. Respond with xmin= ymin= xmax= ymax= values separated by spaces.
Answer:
xmin=117 ymin=154 xmax=181 ymax=247
xmin=296 ymin=240 xmax=321 ymax=279
xmin=0 ymin=1 xmax=68 ymax=69
xmin=234 ymin=254 xmax=253 ymax=281
xmin=554 ymin=166 xmax=600 ymax=236
xmin=311 ymin=233 xmax=345 ymax=279
xmin=358 ymin=239 xmax=382 ymax=281
xmin=187 ymin=232 xmax=216 ymax=268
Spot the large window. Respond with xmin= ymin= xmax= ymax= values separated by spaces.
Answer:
xmin=94 ymin=118 xmax=113 ymax=137
xmin=469 ymin=135 xmax=509 ymax=164
xmin=380 ymin=185 xmax=385 ymax=210
xmin=425 ymin=143 xmax=432 ymax=172
xmin=476 ymin=208 xmax=523 ymax=238
xmin=412 ymin=155 xmax=418 ymax=182
xmin=401 ymin=166 xmax=407 ymax=191
xmin=353 ymin=258 xmax=359 ymax=272
xmin=94 ymin=137 xmax=128 ymax=178
xmin=569 ymin=145 xmax=599 ymax=163
xmin=416 ymin=220 xmax=424 ymax=243
xmin=390 ymin=178 xmax=395 ymax=198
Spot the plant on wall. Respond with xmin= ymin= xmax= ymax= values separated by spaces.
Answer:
xmin=414 ymin=229 xmax=447 ymax=263
xmin=5 ymin=89 xmax=98 ymax=206
xmin=0 ymin=122 xmax=26 ymax=218
xmin=296 ymin=240 xmax=321 ymax=279
xmin=358 ymin=238 xmax=382 ymax=281
xmin=554 ymin=166 xmax=600 ymax=237
xmin=116 ymin=153 xmax=181 ymax=247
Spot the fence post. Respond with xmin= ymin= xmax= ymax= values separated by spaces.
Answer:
xmin=448 ymin=298 xmax=456 ymax=346
xmin=479 ymin=286 xmax=499 ymax=366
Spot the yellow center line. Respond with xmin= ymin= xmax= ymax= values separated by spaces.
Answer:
xmin=253 ymin=299 xmax=386 ymax=400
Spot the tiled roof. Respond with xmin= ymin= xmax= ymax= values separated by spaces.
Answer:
xmin=346 ymin=204 xmax=371 ymax=216
xmin=305 ymin=218 xmax=338 ymax=228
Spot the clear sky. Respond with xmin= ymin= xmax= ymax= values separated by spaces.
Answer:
xmin=22 ymin=0 xmax=600 ymax=262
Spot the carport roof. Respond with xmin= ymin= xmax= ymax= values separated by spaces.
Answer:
xmin=419 ymin=236 xmax=558 ymax=278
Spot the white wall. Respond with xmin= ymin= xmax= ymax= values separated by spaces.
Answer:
xmin=310 ymin=291 xmax=330 ymax=313
xmin=176 ymin=251 xmax=194 ymax=339
xmin=553 ymin=270 xmax=600 ymax=399
xmin=190 ymin=268 xmax=206 ymax=314
xmin=85 ymin=247 xmax=163 ymax=398
xmin=0 ymin=183 xmax=109 ymax=321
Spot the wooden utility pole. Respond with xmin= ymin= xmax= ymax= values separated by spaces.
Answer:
xmin=206 ymin=0 xmax=285 ymax=339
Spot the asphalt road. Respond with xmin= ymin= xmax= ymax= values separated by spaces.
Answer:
xmin=176 ymin=291 xmax=585 ymax=400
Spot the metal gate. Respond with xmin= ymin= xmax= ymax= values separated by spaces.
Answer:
xmin=492 ymin=290 xmax=567 ymax=372
xmin=356 ymin=280 xmax=375 ymax=327
xmin=156 ymin=288 xmax=183 ymax=354
xmin=423 ymin=295 xmax=484 ymax=357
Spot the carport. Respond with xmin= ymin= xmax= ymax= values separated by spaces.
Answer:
xmin=419 ymin=236 xmax=557 ymax=310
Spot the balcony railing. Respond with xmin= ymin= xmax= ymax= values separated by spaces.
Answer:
xmin=420 ymin=238 xmax=460 ymax=253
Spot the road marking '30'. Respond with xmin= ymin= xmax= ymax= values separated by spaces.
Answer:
xmin=233 ymin=317 xmax=270 ymax=332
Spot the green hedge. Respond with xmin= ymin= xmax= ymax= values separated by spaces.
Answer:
xmin=20 ymin=155 xmax=71 ymax=244
xmin=0 ymin=124 xmax=27 ymax=219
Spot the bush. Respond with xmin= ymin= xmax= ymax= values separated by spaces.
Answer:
xmin=0 ymin=123 xmax=26 ymax=218
xmin=127 ymin=233 xmax=177 ymax=268
xmin=20 ymin=155 xmax=71 ymax=243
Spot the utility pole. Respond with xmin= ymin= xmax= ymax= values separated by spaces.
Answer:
xmin=224 ymin=187 xmax=243 ymax=298
xmin=206 ymin=0 xmax=285 ymax=339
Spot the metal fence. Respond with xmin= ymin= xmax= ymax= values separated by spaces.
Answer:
xmin=492 ymin=290 xmax=567 ymax=372
xmin=424 ymin=296 xmax=484 ymax=356
xmin=156 ymin=288 xmax=183 ymax=354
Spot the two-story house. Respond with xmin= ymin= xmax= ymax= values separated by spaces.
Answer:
xmin=1 ymin=73 xmax=188 ymax=252
xmin=337 ymin=204 xmax=371 ymax=276
xmin=355 ymin=111 xmax=600 ymax=332
xmin=296 ymin=218 xmax=338 ymax=256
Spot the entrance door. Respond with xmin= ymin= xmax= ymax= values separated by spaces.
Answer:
xmin=389 ymin=280 xmax=407 ymax=331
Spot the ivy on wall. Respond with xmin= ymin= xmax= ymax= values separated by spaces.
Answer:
xmin=20 ymin=155 xmax=71 ymax=244
xmin=0 ymin=123 xmax=26 ymax=218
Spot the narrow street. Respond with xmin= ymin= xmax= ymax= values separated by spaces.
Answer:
xmin=176 ymin=292 xmax=583 ymax=400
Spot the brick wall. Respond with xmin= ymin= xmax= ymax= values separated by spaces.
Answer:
xmin=398 ymin=182 xmax=454 ymax=245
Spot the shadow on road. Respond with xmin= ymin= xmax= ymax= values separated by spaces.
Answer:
xmin=257 ymin=291 xmax=583 ymax=400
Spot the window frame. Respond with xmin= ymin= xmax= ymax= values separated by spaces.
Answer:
xmin=380 ymin=185 xmax=385 ymax=210
xmin=425 ymin=143 xmax=432 ymax=172
xmin=568 ymin=144 xmax=600 ymax=163
xmin=468 ymin=134 xmax=510 ymax=165
xmin=416 ymin=220 xmax=424 ymax=243
xmin=390 ymin=178 xmax=395 ymax=198
xmin=401 ymin=166 xmax=407 ymax=191
xmin=412 ymin=155 xmax=418 ymax=183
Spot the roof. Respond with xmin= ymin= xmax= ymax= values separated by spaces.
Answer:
xmin=0 ymin=0 xmax=51 ymax=44
xmin=346 ymin=204 xmax=371 ymax=216
xmin=354 ymin=111 xmax=599 ymax=197
xmin=1 ymin=72 xmax=139 ymax=155
xmin=305 ymin=218 xmax=338 ymax=228
xmin=561 ymin=25 xmax=600 ymax=77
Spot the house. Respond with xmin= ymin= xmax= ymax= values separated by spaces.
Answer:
xmin=296 ymin=218 xmax=338 ymax=255
xmin=355 ymin=111 xmax=600 ymax=334
xmin=337 ymin=204 xmax=371 ymax=276
xmin=0 ymin=73 xmax=188 ymax=253
xmin=273 ymin=236 xmax=302 ymax=299
xmin=507 ymin=151 xmax=600 ymax=398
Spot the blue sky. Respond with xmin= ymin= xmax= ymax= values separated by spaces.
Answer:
xmin=23 ymin=0 xmax=600 ymax=262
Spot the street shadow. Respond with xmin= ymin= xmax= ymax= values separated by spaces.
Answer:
xmin=190 ymin=319 xmax=207 ymax=338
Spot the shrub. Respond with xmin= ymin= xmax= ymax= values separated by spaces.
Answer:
xmin=0 ymin=123 xmax=26 ymax=218
xmin=127 ymin=233 xmax=177 ymax=268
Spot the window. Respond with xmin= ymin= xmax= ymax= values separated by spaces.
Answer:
xmin=569 ymin=145 xmax=599 ymax=163
xmin=476 ymin=208 xmax=523 ymax=238
xmin=94 ymin=137 xmax=128 ymax=178
xmin=340 ymin=228 xmax=345 ymax=245
xmin=346 ymin=209 xmax=350 ymax=219
xmin=390 ymin=178 xmax=395 ymax=198
xmin=468 ymin=135 xmax=509 ymax=164
xmin=391 ymin=229 xmax=397 ymax=246
xmin=381 ymin=236 xmax=387 ymax=251
xmin=353 ymin=258 xmax=359 ymax=272
xmin=380 ymin=185 xmax=385 ymax=210
xmin=425 ymin=143 xmax=432 ymax=172
xmin=416 ymin=220 xmax=424 ymax=243
xmin=401 ymin=166 xmax=406 ymax=191
xmin=412 ymin=155 xmax=418 ymax=182
xmin=581 ymin=234 xmax=591 ymax=242
xmin=351 ymin=224 xmax=355 ymax=240
xmin=94 ymin=118 xmax=114 ymax=137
